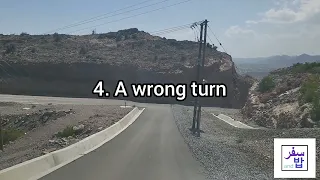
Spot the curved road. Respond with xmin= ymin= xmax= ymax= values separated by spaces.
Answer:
xmin=0 ymin=95 xmax=206 ymax=180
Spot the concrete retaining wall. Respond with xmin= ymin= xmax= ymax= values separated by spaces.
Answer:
xmin=0 ymin=107 xmax=144 ymax=180
xmin=212 ymin=113 xmax=256 ymax=129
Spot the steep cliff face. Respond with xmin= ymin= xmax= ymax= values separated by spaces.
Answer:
xmin=0 ymin=29 xmax=250 ymax=108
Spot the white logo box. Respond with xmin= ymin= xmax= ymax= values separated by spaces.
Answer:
xmin=274 ymin=138 xmax=316 ymax=178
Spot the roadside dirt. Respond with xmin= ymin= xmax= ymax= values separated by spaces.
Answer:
xmin=0 ymin=102 xmax=132 ymax=170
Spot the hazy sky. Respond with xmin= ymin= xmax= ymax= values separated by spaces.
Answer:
xmin=1 ymin=0 xmax=319 ymax=58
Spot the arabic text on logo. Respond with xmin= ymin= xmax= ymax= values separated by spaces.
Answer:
xmin=281 ymin=145 xmax=308 ymax=171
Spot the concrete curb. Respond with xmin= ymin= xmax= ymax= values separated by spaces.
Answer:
xmin=212 ymin=113 xmax=256 ymax=129
xmin=0 ymin=107 xmax=145 ymax=180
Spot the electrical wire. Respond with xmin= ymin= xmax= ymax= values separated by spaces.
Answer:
xmin=208 ymin=25 xmax=228 ymax=53
xmin=150 ymin=23 xmax=193 ymax=34
xmin=194 ymin=25 xmax=200 ymax=42
xmin=207 ymin=25 xmax=240 ymax=74
xmin=192 ymin=28 xmax=197 ymax=42
xmin=45 ymin=0 xmax=164 ymax=34
xmin=152 ymin=25 xmax=193 ymax=36
xmin=67 ymin=0 xmax=194 ymax=34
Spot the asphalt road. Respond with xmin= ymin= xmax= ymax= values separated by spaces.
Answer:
xmin=0 ymin=94 xmax=206 ymax=180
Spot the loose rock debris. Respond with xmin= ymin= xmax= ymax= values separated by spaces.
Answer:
xmin=0 ymin=103 xmax=132 ymax=170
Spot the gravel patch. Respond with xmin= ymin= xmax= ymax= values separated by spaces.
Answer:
xmin=172 ymin=105 xmax=320 ymax=179
xmin=0 ymin=103 xmax=132 ymax=170
xmin=172 ymin=105 xmax=273 ymax=180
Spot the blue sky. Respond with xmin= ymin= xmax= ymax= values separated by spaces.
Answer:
xmin=1 ymin=0 xmax=320 ymax=58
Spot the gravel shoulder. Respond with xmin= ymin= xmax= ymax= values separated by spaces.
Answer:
xmin=172 ymin=105 xmax=320 ymax=180
xmin=0 ymin=102 xmax=132 ymax=170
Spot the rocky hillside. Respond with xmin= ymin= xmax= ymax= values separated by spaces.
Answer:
xmin=241 ymin=62 xmax=320 ymax=128
xmin=0 ymin=28 xmax=250 ymax=108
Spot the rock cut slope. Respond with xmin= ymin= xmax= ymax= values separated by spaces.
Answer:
xmin=0 ymin=28 xmax=250 ymax=108
xmin=241 ymin=62 xmax=320 ymax=128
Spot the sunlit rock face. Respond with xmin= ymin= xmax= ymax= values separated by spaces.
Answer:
xmin=0 ymin=29 xmax=250 ymax=108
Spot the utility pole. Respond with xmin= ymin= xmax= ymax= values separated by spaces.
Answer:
xmin=195 ymin=19 xmax=208 ymax=137
xmin=191 ymin=22 xmax=204 ymax=133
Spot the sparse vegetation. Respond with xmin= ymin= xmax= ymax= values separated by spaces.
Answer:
xmin=180 ymin=56 xmax=187 ymax=62
xmin=79 ymin=46 xmax=88 ymax=55
xmin=275 ymin=62 xmax=320 ymax=75
xmin=97 ymin=34 xmax=107 ymax=39
xmin=2 ymin=128 xmax=24 ymax=145
xmin=258 ymin=76 xmax=275 ymax=92
xmin=56 ymin=126 xmax=76 ymax=138
xmin=30 ymin=47 xmax=36 ymax=53
xmin=291 ymin=62 xmax=320 ymax=74
xmin=212 ymin=45 xmax=218 ymax=51
xmin=154 ymin=44 xmax=161 ymax=49
xmin=236 ymin=138 xmax=244 ymax=143
xmin=116 ymin=35 xmax=122 ymax=42
xmin=132 ymin=34 xmax=138 ymax=39
xmin=20 ymin=32 xmax=29 ymax=36
xmin=53 ymin=33 xmax=61 ymax=42
xmin=299 ymin=74 xmax=320 ymax=121
xmin=4 ymin=44 xmax=16 ymax=54
xmin=299 ymin=75 xmax=319 ymax=103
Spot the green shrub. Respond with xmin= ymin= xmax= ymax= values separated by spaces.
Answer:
xmin=311 ymin=97 xmax=320 ymax=122
xmin=258 ymin=76 xmax=275 ymax=92
xmin=2 ymin=129 xmax=24 ymax=145
xmin=56 ymin=126 xmax=75 ymax=138
xmin=299 ymin=75 xmax=320 ymax=103
xmin=116 ymin=35 xmax=122 ymax=42
xmin=132 ymin=34 xmax=138 ymax=39
xmin=20 ymin=32 xmax=29 ymax=36
xmin=4 ymin=44 xmax=16 ymax=54
xmin=30 ymin=47 xmax=36 ymax=53
xmin=180 ymin=56 xmax=187 ymax=62
xmin=292 ymin=62 xmax=320 ymax=74
xmin=53 ymin=33 xmax=61 ymax=42
xmin=79 ymin=46 xmax=88 ymax=55
xmin=97 ymin=34 xmax=107 ymax=39
xmin=299 ymin=75 xmax=320 ymax=122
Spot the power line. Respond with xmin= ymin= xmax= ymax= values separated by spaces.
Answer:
xmin=207 ymin=25 xmax=240 ymax=73
xmin=153 ymin=28 xmax=190 ymax=36
xmin=151 ymin=24 xmax=194 ymax=36
xmin=150 ymin=23 xmax=193 ymax=34
xmin=208 ymin=25 xmax=228 ymax=54
xmin=192 ymin=28 xmax=197 ymax=42
xmin=192 ymin=24 xmax=200 ymax=42
xmin=68 ymin=0 xmax=194 ymax=34
xmin=45 ymin=0 xmax=161 ymax=34
xmin=46 ymin=0 xmax=172 ymax=34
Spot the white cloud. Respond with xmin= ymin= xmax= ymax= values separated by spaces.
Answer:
xmin=224 ymin=0 xmax=320 ymax=57
xmin=245 ymin=20 xmax=258 ymax=24
xmin=225 ymin=25 xmax=256 ymax=37
xmin=250 ymin=0 xmax=320 ymax=24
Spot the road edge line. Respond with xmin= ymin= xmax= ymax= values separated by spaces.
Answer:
xmin=211 ymin=113 xmax=256 ymax=129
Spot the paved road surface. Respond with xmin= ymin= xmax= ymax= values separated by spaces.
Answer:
xmin=0 ymin=94 xmax=206 ymax=180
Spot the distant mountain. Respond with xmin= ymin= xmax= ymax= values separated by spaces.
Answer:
xmin=234 ymin=54 xmax=320 ymax=67
xmin=233 ymin=54 xmax=320 ymax=79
